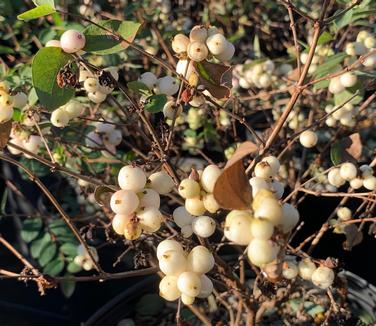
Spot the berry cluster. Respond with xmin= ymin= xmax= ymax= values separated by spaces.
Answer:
xmin=172 ymin=206 xmax=216 ymax=238
xmin=110 ymin=166 xmax=174 ymax=240
xmin=86 ymin=122 xmax=122 ymax=157
xmin=50 ymin=101 xmax=84 ymax=128
xmin=172 ymin=25 xmax=235 ymax=64
xmin=346 ymin=30 xmax=376 ymax=68
xmin=235 ymin=59 xmax=291 ymax=90
xmin=73 ymin=244 xmax=99 ymax=271
xmin=328 ymin=162 xmax=376 ymax=191
xmin=46 ymin=29 xmax=86 ymax=54
xmin=178 ymin=164 xmax=222 ymax=216
xmin=80 ymin=67 xmax=119 ymax=104
xmin=139 ymin=72 xmax=180 ymax=96
xmin=300 ymin=45 xmax=334 ymax=75
xmin=224 ymin=156 xmax=299 ymax=268
xmin=8 ymin=132 xmax=42 ymax=157
xmin=324 ymin=103 xmax=358 ymax=128
xmin=296 ymin=259 xmax=334 ymax=289
xmin=328 ymin=72 xmax=358 ymax=95
xmin=157 ymin=240 xmax=214 ymax=305
xmin=0 ymin=82 xmax=17 ymax=124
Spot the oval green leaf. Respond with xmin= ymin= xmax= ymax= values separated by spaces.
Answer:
xmin=18 ymin=5 xmax=55 ymax=21
xmin=144 ymin=94 xmax=167 ymax=113
xmin=83 ymin=20 xmax=141 ymax=55
xmin=32 ymin=47 xmax=76 ymax=110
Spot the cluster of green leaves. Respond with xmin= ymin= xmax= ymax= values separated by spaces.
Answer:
xmin=21 ymin=217 xmax=80 ymax=297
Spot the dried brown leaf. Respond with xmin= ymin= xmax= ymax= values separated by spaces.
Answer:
xmin=342 ymin=224 xmax=363 ymax=251
xmin=213 ymin=141 xmax=257 ymax=210
xmin=193 ymin=60 xmax=233 ymax=100
xmin=0 ymin=120 xmax=12 ymax=150
xmin=94 ymin=185 xmax=115 ymax=207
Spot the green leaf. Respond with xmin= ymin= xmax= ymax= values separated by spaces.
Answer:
xmin=317 ymin=31 xmax=333 ymax=46
xmin=313 ymin=53 xmax=347 ymax=78
xmin=19 ymin=157 xmax=50 ymax=178
xmin=67 ymin=261 xmax=82 ymax=273
xmin=32 ymin=47 xmax=76 ymax=110
xmin=60 ymin=278 xmax=76 ymax=298
xmin=43 ymin=258 xmax=64 ymax=276
xmin=83 ymin=20 xmax=141 ymax=55
xmin=144 ymin=94 xmax=167 ymax=113
xmin=312 ymin=79 xmax=330 ymax=91
xmin=334 ymin=82 xmax=364 ymax=106
xmin=330 ymin=142 xmax=343 ymax=165
xmin=33 ymin=0 xmax=55 ymax=7
xmin=30 ymin=233 xmax=51 ymax=258
xmin=39 ymin=241 xmax=57 ymax=266
xmin=60 ymin=243 xmax=78 ymax=257
xmin=253 ymin=34 xmax=262 ymax=58
xmin=17 ymin=5 xmax=56 ymax=21
xmin=127 ymin=81 xmax=150 ymax=95
xmin=21 ymin=218 xmax=43 ymax=243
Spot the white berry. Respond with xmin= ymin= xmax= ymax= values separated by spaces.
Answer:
xmin=159 ymin=250 xmax=187 ymax=276
xmin=247 ymin=239 xmax=279 ymax=267
xmin=156 ymin=76 xmax=180 ymax=96
xmin=159 ymin=275 xmax=181 ymax=301
xmin=172 ymin=34 xmax=190 ymax=54
xmin=157 ymin=239 xmax=184 ymax=260
xmin=311 ymin=266 xmax=335 ymax=289
xmin=118 ymin=165 xmax=146 ymax=192
xmin=139 ymin=72 xmax=157 ymax=90
xmin=187 ymin=41 xmax=209 ymax=62
xmin=299 ymin=130 xmax=318 ymax=148
xmin=148 ymin=171 xmax=175 ymax=194
xmin=298 ymin=259 xmax=316 ymax=280
xmin=339 ymin=162 xmax=357 ymax=181
xmin=192 ymin=215 xmax=216 ymax=238
xmin=60 ymin=29 xmax=86 ymax=53
xmin=138 ymin=207 xmax=162 ymax=233
xmin=187 ymin=245 xmax=214 ymax=274
xmin=110 ymin=190 xmax=139 ymax=215
xmin=177 ymin=271 xmax=201 ymax=297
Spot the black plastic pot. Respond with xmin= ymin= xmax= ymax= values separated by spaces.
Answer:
xmin=84 ymin=275 xmax=159 ymax=326
xmin=84 ymin=272 xmax=376 ymax=326
xmin=343 ymin=271 xmax=376 ymax=323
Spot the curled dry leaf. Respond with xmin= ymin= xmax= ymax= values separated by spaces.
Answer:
xmin=330 ymin=133 xmax=362 ymax=165
xmin=213 ymin=141 xmax=257 ymax=210
xmin=193 ymin=61 xmax=233 ymax=100
xmin=342 ymin=224 xmax=363 ymax=251
xmin=0 ymin=120 xmax=12 ymax=150
xmin=94 ymin=185 xmax=115 ymax=207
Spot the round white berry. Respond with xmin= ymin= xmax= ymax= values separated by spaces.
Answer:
xmin=197 ymin=274 xmax=214 ymax=298
xmin=187 ymin=41 xmax=209 ymax=62
xmin=247 ymin=239 xmax=279 ymax=267
xmin=12 ymin=92 xmax=28 ymax=109
xmin=159 ymin=275 xmax=181 ymax=301
xmin=200 ymin=164 xmax=222 ymax=193
xmin=250 ymin=218 xmax=274 ymax=240
xmin=363 ymin=53 xmax=376 ymax=68
xmin=179 ymin=178 xmax=201 ymax=199
xmin=84 ymin=77 xmax=99 ymax=93
xmin=203 ymin=193 xmax=220 ymax=213
xmin=192 ymin=215 xmax=216 ymax=238
xmin=110 ymin=189 xmax=139 ymax=215
xmin=215 ymin=41 xmax=235 ymax=62
xmin=112 ymin=214 xmax=131 ymax=235
xmin=189 ymin=25 xmax=208 ymax=42
xmin=156 ymin=76 xmax=180 ymax=96
xmin=177 ymin=271 xmax=201 ymax=297
xmin=340 ymin=72 xmax=357 ymax=88
xmin=159 ymin=250 xmax=187 ymax=276
xmin=181 ymin=293 xmax=195 ymax=305
xmin=138 ymin=207 xmax=162 ymax=233
xmin=187 ymin=245 xmax=214 ymax=274
xmin=50 ymin=108 xmax=70 ymax=128
xmin=328 ymin=77 xmax=345 ymax=94
xmin=339 ymin=162 xmax=357 ymax=181
xmin=106 ymin=129 xmax=122 ymax=146
xmin=87 ymin=91 xmax=106 ymax=103
xmin=173 ymin=206 xmax=194 ymax=228
xmin=254 ymin=197 xmax=283 ymax=226
xmin=349 ymin=177 xmax=363 ymax=189
xmin=163 ymin=100 xmax=182 ymax=120
xmin=172 ymin=33 xmax=190 ymax=54
xmin=280 ymin=203 xmax=300 ymax=233
xmin=249 ymin=177 xmax=270 ymax=197
xmin=185 ymin=197 xmax=206 ymax=216
xmin=224 ymin=211 xmax=253 ymax=245
xmin=206 ymin=33 xmax=227 ymax=55
xmin=261 ymin=156 xmax=280 ymax=175
xmin=270 ymin=180 xmax=284 ymax=200
xmin=363 ymin=176 xmax=376 ymax=191
xmin=138 ymin=188 xmax=160 ymax=209
xmin=328 ymin=168 xmax=346 ymax=188
xmin=139 ymin=72 xmax=157 ymax=90
xmin=85 ymin=131 xmax=103 ymax=148
xmin=60 ymin=29 xmax=86 ymax=53
xmin=118 ymin=165 xmax=146 ymax=192
xmin=337 ymin=206 xmax=352 ymax=221
xmin=299 ymin=130 xmax=318 ymax=148
xmin=148 ymin=171 xmax=175 ymax=195
xmin=298 ymin=259 xmax=316 ymax=280
xmin=157 ymin=239 xmax=184 ymax=260
xmin=0 ymin=104 xmax=13 ymax=123
xmin=181 ymin=224 xmax=193 ymax=238
xmin=282 ymin=260 xmax=299 ymax=280
xmin=63 ymin=101 xmax=83 ymax=119
xmin=311 ymin=266 xmax=335 ymax=289
xmin=254 ymin=161 xmax=275 ymax=180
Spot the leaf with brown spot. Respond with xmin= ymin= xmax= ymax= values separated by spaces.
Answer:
xmin=330 ymin=133 xmax=362 ymax=165
xmin=94 ymin=185 xmax=115 ymax=207
xmin=193 ymin=61 xmax=233 ymax=100
xmin=0 ymin=120 xmax=12 ymax=150
xmin=213 ymin=141 xmax=257 ymax=210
